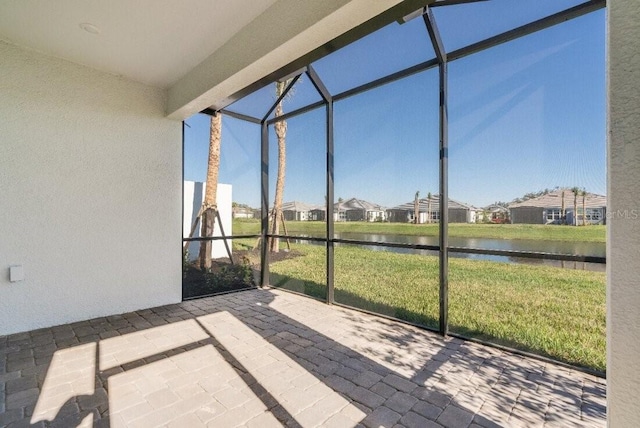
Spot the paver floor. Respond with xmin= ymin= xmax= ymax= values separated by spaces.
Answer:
xmin=0 ymin=288 xmax=606 ymax=427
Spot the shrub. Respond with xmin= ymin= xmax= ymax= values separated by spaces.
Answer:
xmin=204 ymin=261 xmax=254 ymax=289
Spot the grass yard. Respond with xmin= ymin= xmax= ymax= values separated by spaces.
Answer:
xmin=267 ymin=243 xmax=606 ymax=371
xmin=233 ymin=219 xmax=606 ymax=243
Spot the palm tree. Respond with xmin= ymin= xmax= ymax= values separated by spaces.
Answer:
xmin=199 ymin=113 xmax=222 ymax=269
xmin=571 ymin=186 xmax=580 ymax=226
xmin=561 ymin=190 xmax=566 ymax=225
xmin=427 ymin=192 xmax=432 ymax=224
xmin=269 ymin=80 xmax=291 ymax=253
xmin=414 ymin=191 xmax=420 ymax=224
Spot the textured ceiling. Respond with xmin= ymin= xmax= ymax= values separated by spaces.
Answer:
xmin=0 ymin=0 xmax=278 ymax=88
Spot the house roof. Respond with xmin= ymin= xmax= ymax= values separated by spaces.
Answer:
xmin=233 ymin=206 xmax=256 ymax=213
xmin=389 ymin=195 xmax=476 ymax=211
xmin=508 ymin=189 xmax=607 ymax=209
xmin=336 ymin=198 xmax=386 ymax=211
xmin=281 ymin=201 xmax=316 ymax=212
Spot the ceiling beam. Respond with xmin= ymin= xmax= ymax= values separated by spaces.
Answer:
xmin=167 ymin=0 xmax=423 ymax=119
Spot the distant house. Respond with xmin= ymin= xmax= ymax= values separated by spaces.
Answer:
xmin=335 ymin=198 xmax=386 ymax=222
xmin=457 ymin=201 xmax=480 ymax=224
xmin=387 ymin=195 xmax=477 ymax=224
xmin=280 ymin=201 xmax=315 ymax=221
xmin=309 ymin=207 xmax=326 ymax=221
xmin=508 ymin=189 xmax=606 ymax=225
xmin=232 ymin=205 xmax=257 ymax=219
xmin=484 ymin=204 xmax=510 ymax=223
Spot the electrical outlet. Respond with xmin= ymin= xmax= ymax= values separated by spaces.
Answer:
xmin=9 ymin=265 xmax=24 ymax=282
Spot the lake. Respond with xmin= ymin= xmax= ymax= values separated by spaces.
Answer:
xmin=291 ymin=232 xmax=606 ymax=272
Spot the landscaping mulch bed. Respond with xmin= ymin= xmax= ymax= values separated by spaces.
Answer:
xmin=182 ymin=249 xmax=303 ymax=299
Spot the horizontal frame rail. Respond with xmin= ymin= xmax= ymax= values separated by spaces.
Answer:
xmin=449 ymin=246 xmax=606 ymax=263
xmin=333 ymin=58 xmax=439 ymax=103
xmin=220 ymin=234 xmax=607 ymax=264
xmin=332 ymin=238 xmax=440 ymax=252
xmin=211 ymin=108 xmax=262 ymax=124
xmin=267 ymin=234 xmax=328 ymax=243
xmin=182 ymin=234 xmax=261 ymax=242
xmin=266 ymin=100 xmax=326 ymax=125
xmin=448 ymin=0 xmax=606 ymax=62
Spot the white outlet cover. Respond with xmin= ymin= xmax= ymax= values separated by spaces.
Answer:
xmin=9 ymin=265 xmax=24 ymax=282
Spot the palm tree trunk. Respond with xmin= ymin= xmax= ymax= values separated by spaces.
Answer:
xmin=199 ymin=113 xmax=222 ymax=269
xmin=414 ymin=191 xmax=420 ymax=225
xmin=573 ymin=194 xmax=578 ymax=226
xmin=269 ymin=81 xmax=288 ymax=253
xmin=582 ymin=192 xmax=587 ymax=226
xmin=427 ymin=192 xmax=432 ymax=224
xmin=561 ymin=191 xmax=566 ymax=225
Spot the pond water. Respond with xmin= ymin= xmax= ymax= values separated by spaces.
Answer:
xmin=293 ymin=232 xmax=606 ymax=272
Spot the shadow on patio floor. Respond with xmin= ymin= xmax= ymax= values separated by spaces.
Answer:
xmin=0 ymin=288 xmax=605 ymax=427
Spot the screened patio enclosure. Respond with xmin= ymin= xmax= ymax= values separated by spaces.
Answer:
xmin=183 ymin=0 xmax=606 ymax=374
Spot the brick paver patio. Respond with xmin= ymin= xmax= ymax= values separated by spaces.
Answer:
xmin=0 ymin=288 xmax=606 ymax=427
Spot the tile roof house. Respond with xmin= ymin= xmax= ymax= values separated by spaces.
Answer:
xmin=508 ymin=189 xmax=606 ymax=225
xmin=388 ymin=195 xmax=478 ymax=223
xmin=335 ymin=198 xmax=387 ymax=222
xmin=280 ymin=201 xmax=317 ymax=221
xmin=232 ymin=206 xmax=259 ymax=219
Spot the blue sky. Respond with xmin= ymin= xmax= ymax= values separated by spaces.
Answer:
xmin=184 ymin=2 xmax=605 ymax=209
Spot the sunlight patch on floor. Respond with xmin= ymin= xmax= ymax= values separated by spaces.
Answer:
xmin=198 ymin=311 xmax=367 ymax=426
xmin=107 ymin=344 xmax=272 ymax=427
xmin=31 ymin=343 xmax=96 ymax=423
xmin=99 ymin=319 xmax=209 ymax=370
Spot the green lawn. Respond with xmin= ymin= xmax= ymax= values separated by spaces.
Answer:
xmin=233 ymin=219 xmax=606 ymax=243
xmin=266 ymin=243 xmax=606 ymax=371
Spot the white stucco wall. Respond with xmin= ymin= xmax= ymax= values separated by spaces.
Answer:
xmin=608 ymin=1 xmax=640 ymax=425
xmin=0 ymin=41 xmax=182 ymax=336
xmin=183 ymin=182 xmax=233 ymax=260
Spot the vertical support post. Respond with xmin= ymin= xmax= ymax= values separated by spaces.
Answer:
xmin=307 ymin=65 xmax=335 ymax=305
xmin=260 ymin=122 xmax=270 ymax=287
xmin=609 ymin=1 xmax=640 ymax=423
xmin=326 ymin=100 xmax=335 ymax=304
xmin=181 ymin=120 xmax=186 ymax=301
xmin=424 ymin=8 xmax=449 ymax=336
xmin=438 ymin=59 xmax=449 ymax=336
